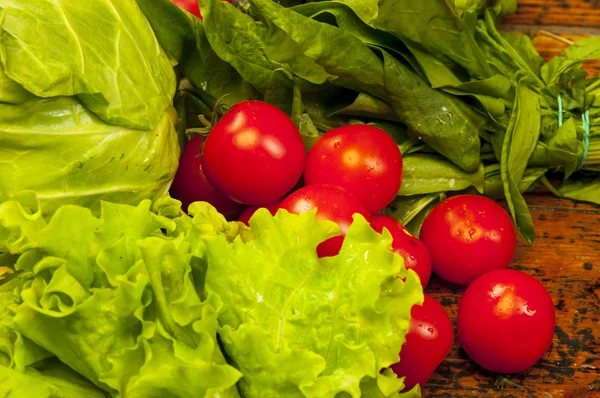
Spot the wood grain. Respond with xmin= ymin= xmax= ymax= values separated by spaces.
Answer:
xmin=502 ymin=0 xmax=600 ymax=31
xmin=500 ymin=0 xmax=600 ymax=75
xmin=422 ymin=194 xmax=600 ymax=397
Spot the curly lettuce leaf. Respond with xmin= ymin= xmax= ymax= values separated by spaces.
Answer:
xmin=204 ymin=209 xmax=424 ymax=397
xmin=0 ymin=0 xmax=176 ymax=130
xmin=0 ymin=357 xmax=109 ymax=398
xmin=0 ymin=273 xmax=107 ymax=397
xmin=0 ymin=197 xmax=242 ymax=397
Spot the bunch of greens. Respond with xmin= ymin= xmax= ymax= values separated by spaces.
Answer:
xmin=0 ymin=193 xmax=422 ymax=397
xmin=0 ymin=0 xmax=181 ymax=216
xmin=138 ymin=0 xmax=599 ymax=243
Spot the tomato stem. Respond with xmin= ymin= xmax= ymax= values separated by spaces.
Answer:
xmin=493 ymin=376 xmax=522 ymax=390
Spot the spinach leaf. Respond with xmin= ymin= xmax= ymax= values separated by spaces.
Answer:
xmin=201 ymin=0 xmax=332 ymax=94
xmin=529 ymin=117 xmax=581 ymax=177
xmin=135 ymin=0 xmax=196 ymax=63
xmin=292 ymin=1 xmax=401 ymax=52
xmin=455 ymin=0 xmax=517 ymax=15
xmin=367 ymin=121 xmax=419 ymax=153
xmin=500 ymin=31 xmax=545 ymax=77
xmin=402 ymin=43 xmax=511 ymax=118
xmin=383 ymin=193 xmax=446 ymax=227
xmin=475 ymin=11 xmax=544 ymax=89
xmin=557 ymin=176 xmax=600 ymax=205
xmin=188 ymin=22 xmax=259 ymax=108
xmin=313 ymin=0 xmax=381 ymax=25
xmin=374 ymin=0 xmax=492 ymax=79
xmin=483 ymin=163 xmax=547 ymax=199
xmin=292 ymin=1 xmax=426 ymax=75
xmin=380 ymin=51 xmax=482 ymax=171
xmin=405 ymin=193 xmax=447 ymax=238
xmin=501 ymin=85 xmax=541 ymax=243
xmin=137 ymin=0 xmax=259 ymax=108
xmin=398 ymin=154 xmax=484 ymax=196
xmin=327 ymin=92 xmax=399 ymax=122
xmin=542 ymin=37 xmax=600 ymax=85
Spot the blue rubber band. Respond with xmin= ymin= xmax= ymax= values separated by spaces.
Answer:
xmin=579 ymin=110 xmax=591 ymax=170
xmin=557 ymin=94 xmax=564 ymax=126
xmin=557 ymin=95 xmax=590 ymax=170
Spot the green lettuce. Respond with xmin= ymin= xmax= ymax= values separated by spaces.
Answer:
xmin=0 ymin=0 xmax=180 ymax=216
xmin=204 ymin=208 xmax=423 ymax=397
xmin=0 ymin=194 xmax=423 ymax=397
xmin=0 ymin=196 xmax=243 ymax=397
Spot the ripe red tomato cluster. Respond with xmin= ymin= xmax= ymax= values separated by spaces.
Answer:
xmin=170 ymin=100 xmax=556 ymax=392
xmin=393 ymin=195 xmax=555 ymax=391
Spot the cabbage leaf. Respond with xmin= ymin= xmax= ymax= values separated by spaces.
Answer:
xmin=0 ymin=0 xmax=180 ymax=216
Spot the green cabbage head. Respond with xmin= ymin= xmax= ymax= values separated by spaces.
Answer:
xmin=0 ymin=0 xmax=180 ymax=215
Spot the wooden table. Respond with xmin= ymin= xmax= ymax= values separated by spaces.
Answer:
xmin=422 ymin=1 xmax=600 ymax=397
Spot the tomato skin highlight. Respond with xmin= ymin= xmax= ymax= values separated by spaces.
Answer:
xmin=390 ymin=294 xmax=454 ymax=391
xmin=370 ymin=215 xmax=432 ymax=287
xmin=457 ymin=269 xmax=556 ymax=374
xmin=279 ymin=184 xmax=372 ymax=257
xmin=202 ymin=100 xmax=306 ymax=206
xmin=238 ymin=200 xmax=282 ymax=225
xmin=169 ymin=136 xmax=244 ymax=219
xmin=419 ymin=194 xmax=516 ymax=285
xmin=303 ymin=124 xmax=403 ymax=213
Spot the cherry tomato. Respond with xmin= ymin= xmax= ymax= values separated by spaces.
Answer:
xmin=238 ymin=200 xmax=282 ymax=225
xmin=419 ymin=194 xmax=516 ymax=285
xmin=457 ymin=269 xmax=555 ymax=374
xmin=370 ymin=215 xmax=432 ymax=287
xmin=202 ymin=100 xmax=306 ymax=206
xmin=279 ymin=184 xmax=371 ymax=257
xmin=169 ymin=136 xmax=244 ymax=219
xmin=170 ymin=0 xmax=200 ymax=18
xmin=303 ymin=124 xmax=403 ymax=213
xmin=170 ymin=0 xmax=232 ymax=20
xmin=390 ymin=294 xmax=454 ymax=391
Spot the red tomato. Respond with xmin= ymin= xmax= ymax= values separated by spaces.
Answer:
xmin=391 ymin=294 xmax=454 ymax=391
xmin=303 ymin=124 xmax=402 ymax=213
xmin=202 ymin=100 xmax=306 ymax=206
xmin=170 ymin=0 xmax=232 ymax=20
xmin=279 ymin=184 xmax=371 ymax=257
xmin=457 ymin=269 xmax=555 ymax=373
xmin=371 ymin=215 xmax=432 ymax=287
xmin=170 ymin=136 xmax=244 ymax=219
xmin=238 ymin=200 xmax=282 ymax=225
xmin=419 ymin=194 xmax=516 ymax=285
xmin=170 ymin=0 xmax=201 ymax=18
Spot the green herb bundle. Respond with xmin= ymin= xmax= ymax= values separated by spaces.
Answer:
xmin=137 ymin=0 xmax=599 ymax=243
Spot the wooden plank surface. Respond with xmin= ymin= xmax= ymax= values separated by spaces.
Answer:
xmin=501 ymin=0 xmax=600 ymax=31
xmin=422 ymin=1 xmax=600 ymax=397
xmin=501 ymin=0 xmax=600 ymax=76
